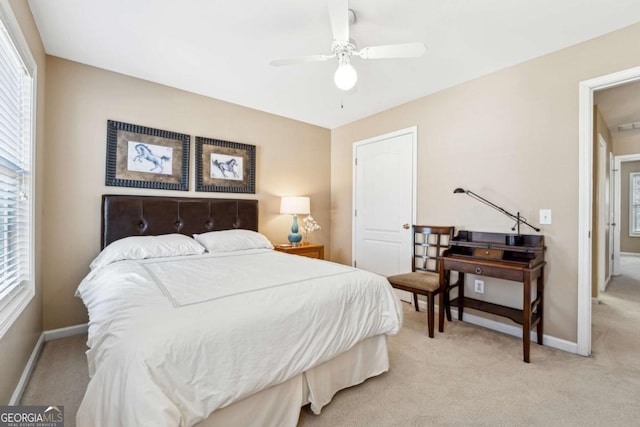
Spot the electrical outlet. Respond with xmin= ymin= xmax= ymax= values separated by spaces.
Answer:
xmin=474 ymin=279 xmax=484 ymax=294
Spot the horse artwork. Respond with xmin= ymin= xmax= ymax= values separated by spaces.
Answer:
xmin=127 ymin=142 xmax=173 ymax=175
xmin=106 ymin=120 xmax=189 ymax=191
xmin=210 ymin=154 xmax=243 ymax=181
xmin=194 ymin=135 xmax=255 ymax=193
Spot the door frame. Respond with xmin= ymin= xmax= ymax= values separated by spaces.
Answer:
xmin=578 ymin=66 xmax=640 ymax=357
xmin=351 ymin=126 xmax=418 ymax=266
xmin=609 ymin=151 xmax=615 ymax=279
xmin=613 ymin=153 xmax=640 ymax=270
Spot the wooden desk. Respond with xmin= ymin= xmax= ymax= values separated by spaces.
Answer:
xmin=274 ymin=243 xmax=324 ymax=260
xmin=438 ymin=231 xmax=545 ymax=363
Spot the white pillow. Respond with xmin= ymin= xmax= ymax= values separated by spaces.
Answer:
xmin=90 ymin=234 xmax=206 ymax=270
xmin=193 ymin=229 xmax=274 ymax=253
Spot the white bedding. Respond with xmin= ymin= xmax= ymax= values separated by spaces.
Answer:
xmin=76 ymin=249 xmax=403 ymax=427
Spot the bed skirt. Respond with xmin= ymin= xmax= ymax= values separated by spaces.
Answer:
xmin=195 ymin=334 xmax=389 ymax=427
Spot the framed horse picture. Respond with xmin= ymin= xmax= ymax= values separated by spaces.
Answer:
xmin=195 ymin=136 xmax=256 ymax=193
xmin=105 ymin=120 xmax=190 ymax=191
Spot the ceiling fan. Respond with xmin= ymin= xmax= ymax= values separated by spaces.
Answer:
xmin=269 ymin=0 xmax=426 ymax=91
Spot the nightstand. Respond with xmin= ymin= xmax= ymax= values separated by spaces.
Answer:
xmin=274 ymin=243 xmax=325 ymax=260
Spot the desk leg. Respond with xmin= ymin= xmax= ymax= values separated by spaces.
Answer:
xmin=458 ymin=273 xmax=465 ymax=321
xmin=523 ymin=273 xmax=531 ymax=363
xmin=438 ymin=292 xmax=445 ymax=332
xmin=438 ymin=264 xmax=445 ymax=332
xmin=537 ymin=267 xmax=544 ymax=345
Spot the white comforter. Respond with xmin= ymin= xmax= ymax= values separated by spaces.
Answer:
xmin=75 ymin=249 xmax=402 ymax=427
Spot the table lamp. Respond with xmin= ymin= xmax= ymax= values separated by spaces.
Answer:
xmin=280 ymin=196 xmax=310 ymax=246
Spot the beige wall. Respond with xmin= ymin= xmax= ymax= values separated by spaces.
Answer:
xmin=331 ymin=22 xmax=640 ymax=343
xmin=43 ymin=57 xmax=331 ymax=329
xmin=620 ymin=161 xmax=640 ymax=253
xmin=0 ymin=0 xmax=45 ymax=404
xmin=612 ymin=131 xmax=640 ymax=156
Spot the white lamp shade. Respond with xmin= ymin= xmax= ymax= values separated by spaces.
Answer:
xmin=280 ymin=196 xmax=310 ymax=215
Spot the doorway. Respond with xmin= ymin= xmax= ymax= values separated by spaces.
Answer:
xmin=613 ymin=154 xmax=640 ymax=273
xmin=578 ymin=66 xmax=640 ymax=357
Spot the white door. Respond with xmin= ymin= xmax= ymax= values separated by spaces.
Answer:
xmin=597 ymin=136 xmax=607 ymax=292
xmin=353 ymin=127 xmax=416 ymax=302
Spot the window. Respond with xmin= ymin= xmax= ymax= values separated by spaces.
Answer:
xmin=0 ymin=3 xmax=35 ymax=338
xmin=630 ymin=173 xmax=640 ymax=237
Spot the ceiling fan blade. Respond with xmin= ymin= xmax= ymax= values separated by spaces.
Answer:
xmin=356 ymin=42 xmax=426 ymax=59
xmin=327 ymin=0 xmax=349 ymax=42
xmin=269 ymin=54 xmax=335 ymax=66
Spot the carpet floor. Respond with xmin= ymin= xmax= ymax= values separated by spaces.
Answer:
xmin=21 ymin=257 xmax=640 ymax=426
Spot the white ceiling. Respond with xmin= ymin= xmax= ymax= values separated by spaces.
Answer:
xmin=27 ymin=0 xmax=640 ymax=129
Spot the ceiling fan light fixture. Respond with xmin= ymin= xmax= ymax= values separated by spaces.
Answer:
xmin=334 ymin=61 xmax=357 ymax=91
xmin=270 ymin=1 xmax=426 ymax=91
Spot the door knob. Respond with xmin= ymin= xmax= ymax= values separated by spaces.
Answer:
xmin=403 ymin=224 xmax=410 ymax=229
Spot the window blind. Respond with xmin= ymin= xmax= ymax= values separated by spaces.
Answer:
xmin=0 ymin=17 xmax=32 ymax=310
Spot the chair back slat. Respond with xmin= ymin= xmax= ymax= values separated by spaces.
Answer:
xmin=412 ymin=225 xmax=454 ymax=273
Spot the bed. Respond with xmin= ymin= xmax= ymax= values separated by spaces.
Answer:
xmin=75 ymin=195 xmax=403 ymax=427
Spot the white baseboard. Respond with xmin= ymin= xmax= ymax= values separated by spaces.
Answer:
xmin=43 ymin=323 xmax=88 ymax=342
xmin=9 ymin=323 xmax=88 ymax=405
xmin=620 ymin=251 xmax=640 ymax=257
xmin=414 ymin=300 xmax=578 ymax=355
xmin=9 ymin=333 xmax=44 ymax=405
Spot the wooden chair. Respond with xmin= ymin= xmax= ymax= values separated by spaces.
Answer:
xmin=387 ymin=225 xmax=454 ymax=338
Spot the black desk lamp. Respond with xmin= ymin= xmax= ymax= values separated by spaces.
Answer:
xmin=453 ymin=188 xmax=540 ymax=242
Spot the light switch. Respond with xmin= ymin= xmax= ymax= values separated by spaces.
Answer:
xmin=539 ymin=209 xmax=552 ymax=225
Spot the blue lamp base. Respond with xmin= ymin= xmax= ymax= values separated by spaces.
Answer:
xmin=288 ymin=233 xmax=302 ymax=246
xmin=288 ymin=214 xmax=303 ymax=246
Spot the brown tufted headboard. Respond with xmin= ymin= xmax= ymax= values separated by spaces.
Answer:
xmin=101 ymin=195 xmax=259 ymax=248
